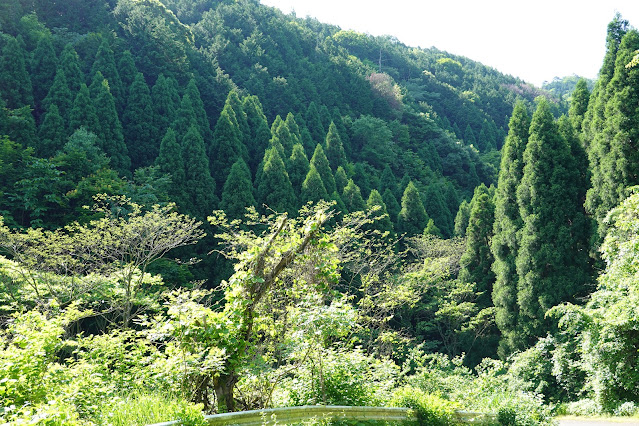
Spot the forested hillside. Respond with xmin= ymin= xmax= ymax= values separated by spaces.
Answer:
xmin=2 ymin=0 xmax=639 ymax=424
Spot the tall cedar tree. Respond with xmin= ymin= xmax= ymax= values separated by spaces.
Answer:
xmin=585 ymin=29 xmax=639 ymax=231
xmin=515 ymin=99 xmax=591 ymax=349
xmin=117 ymin=50 xmax=138 ymax=93
xmin=123 ymin=72 xmax=155 ymax=168
xmin=30 ymin=35 xmax=57 ymax=110
xmin=242 ymin=95 xmax=271 ymax=174
xmin=331 ymin=107 xmax=351 ymax=157
xmin=226 ymin=91 xmax=252 ymax=152
xmin=0 ymin=35 xmax=33 ymax=109
xmin=93 ymin=75 xmax=131 ymax=175
xmin=151 ymin=74 xmax=180 ymax=146
xmin=379 ymin=164 xmax=398 ymax=196
xmin=184 ymin=78 xmax=214 ymax=145
xmin=288 ymin=143 xmax=310 ymax=198
xmin=305 ymin=101 xmax=325 ymax=145
xmin=334 ymin=166 xmax=348 ymax=195
xmin=342 ymin=179 xmax=366 ymax=212
xmin=464 ymin=124 xmax=476 ymax=147
xmin=155 ymin=127 xmax=186 ymax=207
xmin=397 ymin=181 xmax=429 ymax=236
xmin=69 ymin=83 xmax=100 ymax=136
xmin=255 ymin=147 xmax=296 ymax=214
xmin=491 ymin=101 xmax=530 ymax=356
xmin=59 ymin=44 xmax=83 ymax=94
xmin=220 ymin=158 xmax=256 ymax=220
xmin=172 ymin=92 xmax=199 ymax=144
xmin=367 ymin=189 xmax=394 ymax=236
xmin=210 ymin=104 xmax=245 ymax=190
xmin=285 ymin=113 xmax=302 ymax=145
xmin=301 ymin=164 xmax=329 ymax=205
xmin=37 ymin=104 xmax=65 ymax=158
xmin=309 ymin=144 xmax=336 ymax=194
xmin=459 ymin=183 xmax=495 ymax=309
xmin=90 ymin=39 xmax=124 ymax=113
xmin=383 ymin=188 xmax=401 ymax=225
xmin=42 ymin=67 xmax=72 ymax=129
xmin=424 ymin=184 xmax=454 ymax=238
xmin=325 ymin=121 xmax=347 ymax=171
xmin=568 ymin=78 xmax=590 ymax=133
xmin=6 ymin=105 xmax=37 ymax=149
xmin=182 ymin=125 xmax=217 ymax=219
xmin=454 ymin=199 xmax=471 ymax=237
xmin=271 ymin=115 xmax=297 ymax=159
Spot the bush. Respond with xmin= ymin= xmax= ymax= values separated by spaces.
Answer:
xmin=613 ymin=401 xmax=637 ymax=417
xmin=390 ymin=386 xmax=458 ymax=426
xmin=561 ymin=399 xmax=601 ymax=416
xmin=99 ymin=392 xmax=207 ymax=426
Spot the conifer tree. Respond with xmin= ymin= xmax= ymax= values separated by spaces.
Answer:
xmin=91 ymin=39 xmax=124 ymax=112
xmin=379 ymin=165 xmax=397 ymax=196
xmin=30 ymin=35 xmax=57 ymax=108
xmin=59 ymin=44 xmax=83 ymax=94
xmin=69 ymin=83 xmax=100 ymax=135
xmin=0 ymin=35 xmax=33 ymax=109
xmin=5 ymin=106 xmax=37 ymax=148
xmin=93 ymin=76 xmax=131 ymax=175
xmin=515 ymin=99 xmax=591 ymax=349
xmin=331 ymin=107 xmax=351 ymax=157
xmin=117 ymin=50 xmax=138 ymax=93
xmin=255 ymin=148 xmax=296 ymax=214
xmin=288 ymin=143 xmax=310 ymax=196
xmin=367 ymin=189 xmax=394 ymax=236
xmin=305 ymin=101 xmax=325 ymax=145
xmin=220 ymin=158 xmax=256 ymax=220
xmin=151 ymin=74 xmax=180 ymax=145
xmin=397 ymin=181 xmax=429 ymax=236
xmin=184 ymin=78 xmax=213 ymax=144
xmin=342 ymin=179 xmax=366 ymax=212
xmin=325 ymin=121 xmax=347 ymax=171
xmin=334 ymin=165 xmax=348 ymax=195
xmin=454 ymin=199 xmax=471 ymax=237
xmin=182 ymin=125 xmax=217 ymax=218
xmin=271 ymin=115 xmax=297 ymax=159
xmin=172 ymin=93 xmax=198 ymax=143
xmin=568 ymin=78 xmax=590 ymax=133
xmin=331 ymin=191 xmax=348 ymax=216
xmin=459 ymin=184 xmax=495 ymax=309
xmin=210 ymin=105 xmax=245 ymax=189
xmin=155 ymin=127 xmax=186 ymax=207
xmin=225 ymin=90 xmax=251 ymax=150
xmin=242 ymin=95 xmax=271 ymax=174
xmin=382 ymin=188 xmax=400 ymax=225
xmin=301 ymin=164 xmax=329 ymax=205
xmin=123 ymin=72 xmax=155 ymax=168
xmin=424 ymin=219 xmax=442 ymax=237
xmin=464 ymin=124 xmax=476 ymax=147
xmin=310 ymin=144 xmax=336 ymax=194
xmin=319 ymin=105 xmax=332 ymax=132
xmin=38 ymin=104 xmax=66 ymax=158
xmin=424 ymin=184 xmax=454 ymax=238
xmin=42 ymin=67 xmax=72 ymax=129
xmin=491 ymin=101 xmax=530 ymax=356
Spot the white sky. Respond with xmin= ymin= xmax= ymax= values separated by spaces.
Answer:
xmin=260 ymin=0 xmax=639 ymax=86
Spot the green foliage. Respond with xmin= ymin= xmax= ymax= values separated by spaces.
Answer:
xmin=453 ymin=199 xmax=471 ymax=237
xmin=310 ymin=143 xmax=336 ymax=195
xmin=182 ymin=125 xmax=218 ymax=219
xmin=69 ymin=83 xmax=100 ymax=137
xmin=256 ymin=147 xmax=296 ymax=214
xmin=38 ymin=103 xmax=66 ymax=158
xmin=390 ymin=386 xmax=457 ymax=426
xmin=90 ymin=38 xmax=124 ymax=112
xmin=30 ymin=35 xmax=57 ymax=108
xmin=43 ymin=66 xmax=73 ymax=130
xmin=220 ymin=158 xmax=256 ymax=220
xmin=151 ymin=74 xmax=180 ymax=146
xmin=342 ymin=179 xmax=366 ymax=213
xmin=325 ymin=121 xmax=347 ymax=171
xmin=123 ymin=72 xmax=155 ymax=168
xmin=397 ymin=181 xmax=428 ymax=237
xmin=288 ymin=143 xmax=310 ymax=195
xmin=568 ymin=78 xmax=590 ymax=132
xmin=0 ymin=35 xmax=34 ymax=109
xmin=156 ymin=127 xmax=186 ymax=206
xmin=301 ymin=164 xmax=329 ymax=205
xmin=210 ymin=104 xmax=245 ymax=188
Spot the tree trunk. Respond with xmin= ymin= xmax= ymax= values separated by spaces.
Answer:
xmin=213 ymin=373 xmax=238 ymax=413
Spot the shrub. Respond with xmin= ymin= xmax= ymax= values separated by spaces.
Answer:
xmin=390 ymin=386 xmax=458 ymax=426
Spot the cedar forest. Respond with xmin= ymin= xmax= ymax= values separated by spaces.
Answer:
xmin=0 ymin=0 xmax=638 ymax=424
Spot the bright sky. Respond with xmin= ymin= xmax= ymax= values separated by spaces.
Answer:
xmin=260 ymin=0 xmax=639 ymax=86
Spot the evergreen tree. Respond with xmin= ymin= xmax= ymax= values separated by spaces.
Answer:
xmin=69 ymin=83 xmax=100 ymax=135
xmin=242 ymin=95 xmax=271 ymax=174
xmin=325 ymin=121 xmax=347 ymax=171
xmin=288 ymin=143 xmax=310 ymax=196
xmin=424 ymin=184 xmax=454 ymax=238
xmin=38 ymin=104 xmax=66 ymax=158
xmin=184 ymin=78 xmax=213 ymax=144
xmin=30 ymin=35 xmax=57 ymax=109
xmin=334 ymin=165 xmax=348 ymax=195
xmin=367 ymin=189 xmax=394 ymax=236
xmin=0 ymin=35 xmax=33 ymax=109
xmin=331 ymin=107 xmax=351 ymax=157
xmin=459 ymin=184 xmax=495 ymax=309
xmin=301 ymin=164 xmax=329 ymax=205
xmin=271 ymin=114 xmax=298 ymax=158
xmin=155 ymin=127 xmax=186 ymax=207
xmin=225 ymin=90 xmax=251 ymax=151
xmin=424 ymin=218 xmax=442 ymax=237
xmin=491 ymin=101 xmax=530 ymax=356
xmin=182 ymin=125 xmax=217 ymax=218
xmin=90 ymin=39 xmax=124 ymax=112
xmin=255 ymin=148 xmax=296 ymax=214
xmin=464 ymin=124 xmax=476 ymax=147
xmin=42 ymin=67 xmax=73 ymax=129
xmin=210 ymin=104 xmax=245 ymax=189
xmin=5 ymin=106 xmax=37 ymax=149
xmin=117 ymin=50 xmax=138 ymax=93
xmin=379 ymin=164 xmax=397 ymax=196
xmin=310 ymin=144 xmax=336 ymax=194
xmin=515 ymin=99 xmax=591 ymax=349
xmin=59 ymin=44 xmax=83 ymax=94
xmin=382 ymin=188 xmax=401 ymax=225
xmin=285 ymin=112 xmax=301 ymax=145
xmin=151 ymin=74 xmax=180 ymax=146
xmin=397 ymin=181 xmax=429 ymax=237
xmin=123 ymin=72 xmax=155 ymax=168
xmin=220 ymin=158 xmax=256 ymax=220
xmin=305 ymin=101 xmax=325 ymax=145
xmin=172 ymin=93 xmax=198 ymax=143
xmin=93 ymin=76 xmax=131 ymax=175
xmin=342 ymin=179 xmax=366 ymax=212
xmin=454 ymin=199 xmax=471 ymax=237
xmin=568 ymin=78 xmax=590 ymax=133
